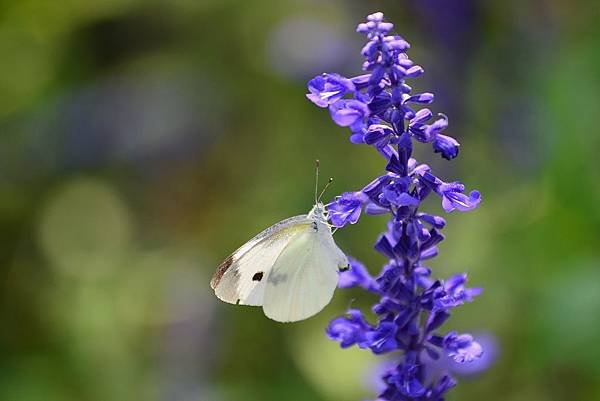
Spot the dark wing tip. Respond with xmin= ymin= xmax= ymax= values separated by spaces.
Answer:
xmin=210 ymin=255 xmax=235 ymax=289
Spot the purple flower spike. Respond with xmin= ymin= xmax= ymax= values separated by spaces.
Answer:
xmin=329 ymin=99 xmax=370 ymax=127
xmin=306 ymin=12 xmax=485 ymax=401
xmin=306 ymin=73 xmax=355 ymax=107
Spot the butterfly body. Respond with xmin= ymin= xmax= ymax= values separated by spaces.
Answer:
xmin=210 ymin=203 xmax=349 ymax=322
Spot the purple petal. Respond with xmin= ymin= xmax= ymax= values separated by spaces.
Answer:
xmin=365 ymin=202 xmax=389 ymax=215
xmin=412 ymin=108 xmax=433 ymax=124
xmin=327 ymin=191 xmax=367 ymax=227
xmin=416 ymin=212 xmax=446 ymax=228
xmin=442 ymin=189 xmax=481 ymax=212
xmin=406 ymin=92 xmax=434 ymax=104
xmin=433 ymin=134 xmax=460 ymax=160
xmin=425 ymin=113 xmax=449 ymax=137
xmin=326 ymin=309 xmax=372 ymax=348
xmin=306 ymin=73 xmax=355 ymax=108
xmin=405 ymin=65 xmax=424 ymax=78
xmin=350 ymin=74 xmax=371 ymax=88
xmin=378 ymin=22 xmax=394 ymax=33
xmin=425 ymin=310 xmax=450 ymax=332
xmin=364 ymin=124 xmax=393 ymax=146
xmin=366 ymin=322 xmax=399 ymax=354
xmin=367 ymin=12 xmax=384 ymax=22
xmin=329 ymin=99 xmax=369 ymax=127
xmin=449 ymin=332 xmax=498 ymax=375
xmin=444 ymin=332 xmax=484 ymax=363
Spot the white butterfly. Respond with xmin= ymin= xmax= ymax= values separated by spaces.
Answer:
xmin=210 ymin=169 xmax=349 ymax=323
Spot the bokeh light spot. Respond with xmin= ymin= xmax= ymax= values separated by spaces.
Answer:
xmin=38 ymin=178 xmax=132 ymax=278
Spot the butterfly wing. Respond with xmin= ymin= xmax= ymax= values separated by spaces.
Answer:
xmin=211 ymin=215 xmax=313 ymax=306
xmin=262 ymin=221 xmax=349 ymax=322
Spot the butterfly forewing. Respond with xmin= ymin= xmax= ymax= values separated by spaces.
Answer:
xmin=211 ymin=215 xmax=313 ymax=306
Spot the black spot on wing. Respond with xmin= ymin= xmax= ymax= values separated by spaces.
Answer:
xmin=210 ymin=255 xmax=234 ymax=289
xmin=252 ymin=271 xmax=264 ymax=281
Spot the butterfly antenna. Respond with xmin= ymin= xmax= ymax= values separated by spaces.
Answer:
xmin=318 ymin=177 xmax=334 ymax=202
xmin=314 ymin=159 xmax=320 ymax=204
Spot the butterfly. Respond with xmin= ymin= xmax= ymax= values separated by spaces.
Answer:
xmin=210 ymin=163 xmax=349 ymax=322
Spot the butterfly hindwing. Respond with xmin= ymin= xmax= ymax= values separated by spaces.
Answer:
xmin=262 ymin=220 xmax=348 ymax=322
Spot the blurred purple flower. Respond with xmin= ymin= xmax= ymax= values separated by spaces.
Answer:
xmin=390 ymin=361 xmax=427 ymax=397
xmin=443 ymin=332 xmax=483 ymax=363
xmin=449 ymin=332 xmax=498 ymax=375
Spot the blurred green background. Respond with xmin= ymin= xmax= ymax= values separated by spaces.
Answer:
xmin=1 ymin=0 xmax=599 ymax=400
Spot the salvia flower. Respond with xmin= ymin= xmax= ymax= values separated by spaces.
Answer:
xmin=327 ymin=191 xmax=368 ymax=227
xmin=329 ymin=99 xmax=370 ymax=127
xmin=433 ymin=134 xmax=460 ymax=160
xmin=306 ymin=73 xmax=356 ymax=108
xmin=442 ymin=332 xmax=484 ymax=363
xmin=306 ymin=12 xmax=486 ymax=401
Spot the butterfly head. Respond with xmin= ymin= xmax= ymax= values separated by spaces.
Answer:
xmin=308 ymin=202 xmax=328 ymax=223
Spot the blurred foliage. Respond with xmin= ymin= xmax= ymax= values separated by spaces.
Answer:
xmin=0 ymin=0 xmax=599 ymax=400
